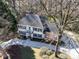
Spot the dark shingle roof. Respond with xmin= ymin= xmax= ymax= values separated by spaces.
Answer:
xmin=19 ymin=14 xmax=43 ymax=29
xmin=40 ymin=16 xmax=58 ymax=34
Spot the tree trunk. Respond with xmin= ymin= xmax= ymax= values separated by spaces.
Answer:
xmin=54 ymin=33 xmax=62 ymax=57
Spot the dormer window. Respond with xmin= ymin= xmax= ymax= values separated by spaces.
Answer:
xmin=33 ymin=28 xmax=37 ymax=31
xmin=33 ymin=27 xmax=42 ymax=32
xmin=38 ymin=29 xmax=42 ymax=32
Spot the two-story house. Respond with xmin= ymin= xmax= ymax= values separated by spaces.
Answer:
xmin=17 ymin=14 xmax=44 ymax=39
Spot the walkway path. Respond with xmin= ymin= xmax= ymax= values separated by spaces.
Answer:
xmin=0 ymin=38 xmax=79 ymax=59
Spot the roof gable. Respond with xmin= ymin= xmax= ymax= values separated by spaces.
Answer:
xmin=19 ymin=14 xmax=43 ymax=29
xmin=40 ymin=16 xmax=58 ymax=34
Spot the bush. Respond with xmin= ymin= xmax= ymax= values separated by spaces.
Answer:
xmin=49 ymin=54 xmax=54 ymax=59
xmin=42 ymin=55 xmax=49 ymax=59
xmin=49 ymin=54 xmax=59 ymax=59
xmin=5 ymin=45 xmax=35 ymax=59
xmin=46 ymin=50 xmax=54 ymax=56
xmin=58 ymin=53 xmax=67 ymax=59
xmin=49 ymin=53 xmax=68 ymax=59
xmin=40 ymin=47 xmax=49 ymax=56
xmin=5 ymin=45 xmax=22 ymax=59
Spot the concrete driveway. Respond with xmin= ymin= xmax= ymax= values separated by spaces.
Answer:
xmin=1 ymin=38 xmax=79 ymax=59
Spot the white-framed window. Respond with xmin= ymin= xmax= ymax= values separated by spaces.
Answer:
xmin=38 ymin=29 xmax=42 ymax=32
xmin=29 ymin=27 xmax=31 ymax=30
xmin=33 ymin=33 xmax=42 ymax=38
xmin=19 ymin=31 xmax=26 ymax=35
xmin=18 ymin=25 xmax=26 ymax=29
xmin=38 ymin=34 xmax=42 ymax=37
xmin=33 ymin=33 xmax=37 ymax=37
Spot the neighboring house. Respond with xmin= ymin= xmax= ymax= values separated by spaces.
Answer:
xmin=17 ymin=14 xmax=44 ymax=39
xmin=40 ymin=16 xmax=58 ymax=41
xmin=40 ymin=16 xmax=50 ymax=33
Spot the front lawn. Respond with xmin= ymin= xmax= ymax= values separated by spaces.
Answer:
xmin=5 ymin=45 xmax=71 ymax=59
xmin=6 ymin=45 xmax=42 ymax=59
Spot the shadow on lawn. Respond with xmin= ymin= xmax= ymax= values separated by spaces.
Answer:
xmin=5 ymin=45 xmax=35 ymax=59
xmin=20 ymin=46 xmax=35 ymax=59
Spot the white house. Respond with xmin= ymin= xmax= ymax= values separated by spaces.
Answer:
xmin=17 ymin=14 xmax=44 ymax=39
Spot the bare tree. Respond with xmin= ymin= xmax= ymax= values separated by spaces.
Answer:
xmin=1 ymin=0 xmax=79 ymax=57
xmin=39 ymin=0 xmax=79 ymax=57
xmin=9 ymin=0 xmax=79 ymax=57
